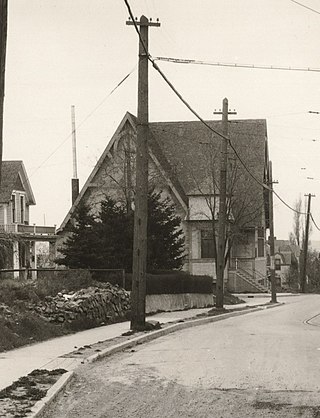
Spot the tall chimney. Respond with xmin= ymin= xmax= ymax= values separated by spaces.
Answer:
xmin=71 ymin=105 xmax=79 ymax=204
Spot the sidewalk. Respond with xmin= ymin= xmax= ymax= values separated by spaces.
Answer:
xmin=0 ymin=293 xmax=295 ymax=391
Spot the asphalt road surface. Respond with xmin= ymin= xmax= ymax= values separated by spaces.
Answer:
xmin=44 ymin=295 xmax=320 ymax=417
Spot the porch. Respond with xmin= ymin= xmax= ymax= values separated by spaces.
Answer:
xmin=228 ymin=257 xmax=270 ymax=293
xmin=0 ymin=224 xmax=58 ymax=278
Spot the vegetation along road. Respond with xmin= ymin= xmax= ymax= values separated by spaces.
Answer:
xmin=44 ymin=295 xmax=320 ymax=417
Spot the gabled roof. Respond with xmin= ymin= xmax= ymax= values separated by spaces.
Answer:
xmin=275 ymin=239 xmax=300 ymax=259
xmin=149 ymin=119 xmax=267 ymax=195
xmin=58 ymin=112 xmax=268 ymax=232
xmin=0 ymin=161 xmax=36 ymax=205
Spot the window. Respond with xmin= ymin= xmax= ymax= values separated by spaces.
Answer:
xmin=201 ymin=230 xmax=215 ymax=259
xmin=11 ymin=195 xmax=16 ymax=223
xmin=257 ymin=228 xmax=265 ymax=257
xmin=275 ymin=258 xmax=281 ymax=271
xmin=20 ymin=196 xmax=25 ymax=223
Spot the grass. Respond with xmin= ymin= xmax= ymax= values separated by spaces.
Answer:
xmin=0 ymin=272 xmax=244 ymax=353
xmin=0 ymin=273 xmax=95 ymax=352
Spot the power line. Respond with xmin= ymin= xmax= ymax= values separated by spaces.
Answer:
xmin=311 ymin=213 xmax=320 ymax=232
xmin=123 ymin=0 xmax=314 ymax=221
xmin=289 ymin=0 xmax=320 ymax=15
xmin=29 ymin=66 xmax=136 ymax=178
xmin=154 ymin=56 xmax=320 ymax=73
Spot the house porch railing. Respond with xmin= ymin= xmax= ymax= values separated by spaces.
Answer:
xmin=229 ymin=257 xmax=270 ymax=290
xmin=0 ymin=224 xmax=56 ymax=235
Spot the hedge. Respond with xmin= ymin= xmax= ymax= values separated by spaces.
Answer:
xmin=125 ymin=272 xmax=213 ymax=295
xmin=36 ymin=269 xmax=213 ymax=295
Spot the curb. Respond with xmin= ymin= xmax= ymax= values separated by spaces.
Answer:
xmin=29 ymin=302 xmax=283 ymax=417
xmin=86 ymin=302 xmax=283 ymax=364
xmin=29 ymin=371 xmax=74 ymax=418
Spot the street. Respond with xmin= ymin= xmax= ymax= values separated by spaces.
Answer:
xmin=44 ymin=295 xmax=320 ymax=417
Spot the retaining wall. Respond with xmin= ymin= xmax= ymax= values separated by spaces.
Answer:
xmin=146 ymin=293 xmax=214 ymax=314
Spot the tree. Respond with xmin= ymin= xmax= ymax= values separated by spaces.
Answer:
xmin=147 ymin=191 xmax=185 ymax=271
xmin=94 ymin=196 xmax=133 ymax=271
xmin=57 ymin=191 xmax=185 ymax=272
xmin=287 ymin=195 xmax=313 ymax=290
xmin=189 ymin=140 xmax=265 ymax=272
xmin=289 ymin=196 xmax=303 ymax=247
xmin=56 ymin=202 xmax=98 ymax=268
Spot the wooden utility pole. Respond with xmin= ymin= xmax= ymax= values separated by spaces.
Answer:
xmin=301 ymin=193 xmax=314 ymax=293
xmin=268 ymin=161 xmax=277 ymax=303
xmin=126 ymin=15 xmax=160 ymax=331
xmin=71 ymin=105 xmax=79 ymax=204
xmin=213 ymin=98 xmax=236 ymax=309
xmin=0 ymin=1 xmax=8 ymax=187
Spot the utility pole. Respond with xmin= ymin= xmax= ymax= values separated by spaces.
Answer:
xmin=0 ymin=1 xmax=8 ymax=188
xmin=213 ymin=98 xmax=236 ymax=309
xmin=301 ymin=193 xmax=314 ymax=293
xmin=71 ymin=105 xmax=79 ymax=204
xmin=126 ymin=15 xmax=160 ymax=331
xmin=268 ymin=161 xmax=278 ymax=303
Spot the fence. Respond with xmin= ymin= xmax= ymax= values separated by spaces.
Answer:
xmin=0 ymin=268 xmax=126 ymax=288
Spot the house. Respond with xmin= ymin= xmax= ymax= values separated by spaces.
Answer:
xmin=274 ymin=239 xmax=300 ymax=288
xmin=0 ymin=161 xmax=57 ymax=277
xmin=58 ymin=112 xmax=271 ymax=292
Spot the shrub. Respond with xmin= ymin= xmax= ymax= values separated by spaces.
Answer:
xmin=0 ymin=279 xmax=40 ymax=305
xmin=36 ymin=269 xmax=93 ymax=297
xmin=90 ymin=269 xmax=125 ymax=287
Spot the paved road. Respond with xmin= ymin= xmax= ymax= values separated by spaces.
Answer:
xmin=45 ymin=295 xmax=320 ymax=417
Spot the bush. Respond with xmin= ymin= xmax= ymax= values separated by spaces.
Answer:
xmin=90 ymin=269 xmax=125 ymax=287
xmin=125 ymin=272 xmax=213 ymax=295
xmin=0 ymin=279 xmax=40 ymax=305
xmin=36 ymin=269 xmax=93 ymax=297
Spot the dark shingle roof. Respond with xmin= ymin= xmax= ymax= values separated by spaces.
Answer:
xmin=0 ymin=161 xmax=36 ymax=204
xmin=148 ymin=119 xmax=268 ymax=228
xmin=149 ymin=119 xmax=267 ymax=195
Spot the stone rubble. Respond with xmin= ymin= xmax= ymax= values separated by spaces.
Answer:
xmin=31 ymin=283 xmax=131 ymax=325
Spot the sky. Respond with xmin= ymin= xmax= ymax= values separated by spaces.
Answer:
xmin=3 ymin=0 xmax=320 ymax=241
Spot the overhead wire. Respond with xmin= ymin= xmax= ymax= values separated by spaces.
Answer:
xmin=289 ymin=0 xmax=320 ymax=15
xmin=154 ymin=56 xmax=320 ymax=73
xmin=124 ymin=0 xmax=318 ymax=221
xmin=311 ymin=213 xmax=320 ymax=232
xmin=29 ymin=65 xmax=137 ymax=178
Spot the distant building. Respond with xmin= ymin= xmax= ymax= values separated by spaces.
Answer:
xmin=58 ymin=112 xmax=271 ymax=292
xmin=0 ymin=161 xmax=57 ymax=277
xmin=274 ymin=239 xmax=300 ymax=288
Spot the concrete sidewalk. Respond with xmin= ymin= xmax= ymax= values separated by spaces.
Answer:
xmin=0 ymin=293 xmax=295 ymax=391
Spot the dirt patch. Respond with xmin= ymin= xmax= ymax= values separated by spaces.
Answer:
xmin=0 ymin=369 xmax=67 ymax=418
xmin=43 ymin=362 xmax=320 ymax=418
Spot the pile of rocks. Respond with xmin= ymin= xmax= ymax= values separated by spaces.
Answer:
xmin=32 ymin=283 xmax=130 ymax=325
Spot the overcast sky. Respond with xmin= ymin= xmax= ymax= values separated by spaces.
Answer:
xmin=4 ymin=0 xmax=320 ymax=241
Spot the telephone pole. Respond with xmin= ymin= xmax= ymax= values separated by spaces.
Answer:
xmin=0 ymin=1 xmax=8 ymax=187
xmin=126 ymin=15 xmax=160 ymax=331
xmin=268 ymin=161 xmax=277 ymax=303
xmin=213 ymin=98 xmax=236 ymax=309
xmin=301 ymin=193 xmax=314 ymax=293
